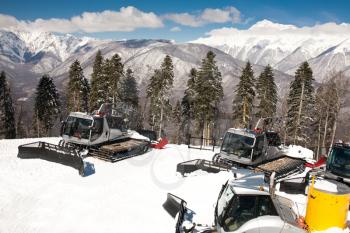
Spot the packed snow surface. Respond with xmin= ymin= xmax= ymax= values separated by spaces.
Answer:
xmin=0 ymin=138 xmax=229 ymax=233
xmin=0 ymin=138 xmax=348 ymax=233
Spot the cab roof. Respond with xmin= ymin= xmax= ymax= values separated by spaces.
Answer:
xmin=68 ymin=112 xmax=94 ymax=120
xmin=229 ymin=172 xmax=270 ymax=195
xmin=226 ymin=128 xmax=262 ymax=138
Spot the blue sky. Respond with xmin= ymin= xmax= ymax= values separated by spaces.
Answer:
xmin=0 ymin=0 xmax=349 ymax=42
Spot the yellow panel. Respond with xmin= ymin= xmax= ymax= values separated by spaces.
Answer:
xmin=305 ymin=179 xmax=350 ymax=232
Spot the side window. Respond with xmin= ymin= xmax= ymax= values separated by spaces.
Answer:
xmin=63 ymin=116 xmax=74 ymax=135
xmin=223 ymin=196 xmax=257 ymax=232
xmin=252 ymin=136 xmax=265 ymax=160
xmin=91 ymin=118 xmax=104 ymax=141
xmin=256 ymin=196 xmax=278 ymax=217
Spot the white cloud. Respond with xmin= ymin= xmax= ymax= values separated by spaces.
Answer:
xmin=0 ymin=6 xmax=244 ymax=33
xmin=170 ymin=26 xmax=181 ymax=32
xmin=0 ymin=14 xmax=20 ymax=28
xmin=192 ymin=19 xmax=350 ymax=52
xmin=163 ymin=6 xmax=242 ymax=27
xmin=164 ymin=13 xmax=200 ymax=27
xmin=0 ymin=6 xmax=163 ymax=33
xmin=199 ymin=20 xmax=350 ymax=39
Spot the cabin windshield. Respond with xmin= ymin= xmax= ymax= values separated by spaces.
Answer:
xmin=327 ymin=146 xmax=350 ymax=178
xmin=63 ymin=116 xmax=92 ymax=140
xmin=221 ymin=132 xmax=254 ymax=159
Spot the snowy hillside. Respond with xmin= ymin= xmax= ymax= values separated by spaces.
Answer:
xmin=193 ymin=20 xmax=350 ymax=81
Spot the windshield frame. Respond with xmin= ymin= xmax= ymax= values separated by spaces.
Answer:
xmin=220 ymin=132 xmax=256 ymax=160
xmin=216 ymin=184 xmax=236 ymax=226
xmin=327 ymin=146 xmax=350 ymax=178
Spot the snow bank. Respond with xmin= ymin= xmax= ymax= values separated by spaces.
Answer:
xmin=283 ymin=145 xmax=314 ymax=160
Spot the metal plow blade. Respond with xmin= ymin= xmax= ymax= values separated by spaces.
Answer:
xmin=163 ymin=193 xmax=187 ymax=218
xmin=17 ymin=141 xmax=85 ymax=176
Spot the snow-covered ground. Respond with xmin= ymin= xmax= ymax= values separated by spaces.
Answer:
xmin=0 ymin=138 xmax=230 ymax=233
xmin=0 ymin=138 xmax=348 ymax=233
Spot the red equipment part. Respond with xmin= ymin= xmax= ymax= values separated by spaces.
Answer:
xmin=305 ymin=156 xmax=326 ymax=168
xmin=151 ymin=138 xmax=168 ymax=149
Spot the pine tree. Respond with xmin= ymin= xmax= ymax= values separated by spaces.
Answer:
xmin=181 ymin=68 xmax=197 ymax=140
xmin=81 ymin=77 xmax=90 ymax=112
xmin=119 ymin=68 xmax=141 ymax=130
xmin=0 ymin=71 xmax=16 ymax=139
xmin=172 ymin=100 xmax=182 ymax=144
xmin=194 ymin=51 xmax=223 ymax=140
xmin=33 ymin=74 xmax=60 ymax=137
xmin=89 ymin=50 xmax=104 ymax=111
xmin=107 ymin=54 xmax=124 ymax=104
xmin=119 ymin=68 xmax=139 ymax=108
xmin=256 ymin=64 xmax=277 ymax=125
xmin=147 ymin=55 xmax=174 ymax=138
xmin=232 ymin=61 xmax=255 ymax=128
xmin=67 ymin=60 xmax=89 ymax=112
xmin=286 ymin=61 xmax=315 ymax=145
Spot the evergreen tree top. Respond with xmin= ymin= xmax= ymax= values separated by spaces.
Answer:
xmin=0 ymin=70 xmax=5 ymax=79
xmin=206 ymin=51 xmax=216 ymax=62
xmin=126 ymin=68 xmax=133 ymax=76
xmin=92 ymin=50 xmax=103 ymax=71
xmin=295 ymin=61 xmax=314 ymax=81
xmin=0 ymin=71 xmax=6 ymax=85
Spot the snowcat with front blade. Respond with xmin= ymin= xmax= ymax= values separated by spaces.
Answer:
xmin=213 ymin=128 xmax=305 ymax=180
xmin=17 ymin=103 xmax=150 ymax=176
xmin=177 ymin=128 xmax=306 ymax=181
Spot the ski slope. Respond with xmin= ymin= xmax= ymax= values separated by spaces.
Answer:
xmin=0 ymin=138 xmax=348 ymax=233
xmin=0 ymin=138 xmax=231 ymax=233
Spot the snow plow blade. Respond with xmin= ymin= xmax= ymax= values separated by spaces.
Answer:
xmin=163 ymin=193 xmax=187 ymax=218
xmin=17 ymin=141 xmax=85 ymax=176
xmin=177 ymin=159 xmax=229 ymax=176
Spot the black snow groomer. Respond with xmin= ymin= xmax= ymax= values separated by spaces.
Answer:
xmin=17 ymin=103 xmax=151 ymax=176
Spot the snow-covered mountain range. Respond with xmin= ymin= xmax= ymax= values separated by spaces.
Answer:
xmin=193 ymin=20 xmax=350 ymax=80
xmin=0 ymin=20 xmax=349 ymax=107
xmin=0 ymin=28 xmax=292 ymax=108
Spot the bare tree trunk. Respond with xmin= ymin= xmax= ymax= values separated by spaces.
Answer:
xmin=158 ymin=105 xmax=163 ymax=139
xmin=151 ymin=115 xmax=155 ymax=131
xmin=316 ymin=119 xmax=322 ymax=160
xmin=243 ymin=97 xmax=247 ymax=127
xmin=330 ymin=115 xmax=337 ymax=148
xmin=322 ymin=105 xmax=330 ymax=149
xmin=36 ymin=110 xmax=40 ymax=138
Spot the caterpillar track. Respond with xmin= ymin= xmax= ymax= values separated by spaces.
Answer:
xmin=212 ymin=153 xmax=305 ymax=180
xmin=88 ymin=139 xmax=150 ymax=162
